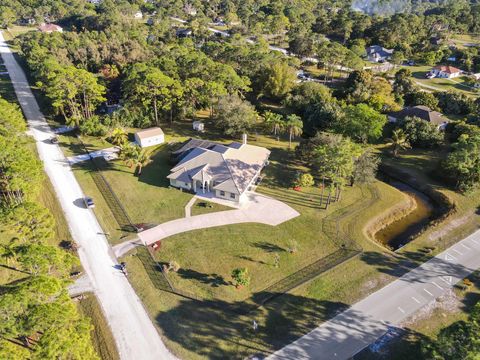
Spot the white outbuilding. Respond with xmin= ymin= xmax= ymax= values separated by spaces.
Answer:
xmin=134 ymin=127 xmax=164 ymax=148
xmin=193 ymin=121 xmax=204 ymax=132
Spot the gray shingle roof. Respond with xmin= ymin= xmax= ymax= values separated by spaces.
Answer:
xmin=168 ymin=140 xmax=270 ymax=195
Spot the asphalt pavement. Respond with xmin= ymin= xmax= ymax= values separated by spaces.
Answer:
xmin=268 ymin=229 xmax=480 ymax=359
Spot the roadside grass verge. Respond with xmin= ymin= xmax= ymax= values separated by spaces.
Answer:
xmin=77 ymin=293 xmax=120 ymax=360
xmin=355 ymin=269 xmax=480 ymax=360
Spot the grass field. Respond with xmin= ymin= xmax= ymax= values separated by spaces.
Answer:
xmin=55 ymin=118 xmax=480 ymax=358
xmin=78 ymin=293 xmax=120 ymax=360
xmin=190 ymin=199 xmax=232 ymax=216
xmin=408 ymin=65 xmax=479 ymax=97
xmin=450 ymin=33 xmax=480 ymax=49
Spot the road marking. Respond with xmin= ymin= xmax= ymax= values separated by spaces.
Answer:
xmin=445 ymin=253 xmax=457 ymax=261
xmin=432 ymin=282 xmax=443 ymax=290
xmin=453 ymin=249 xmax=463 ymax=255
xmin=461 ymin=244 xmax=471 ymax=250
xmin=411 ymin=296 xmax=421 ymax=304
xmin=424 ymin=288 xmax=434 ymax=296
xmin=398 ymin=306 xmax=405 ymax=314
xmin=440 ymin=276 xmax=452 ymax=285
xmin=471 ymin=239 xmax=480 ymax=245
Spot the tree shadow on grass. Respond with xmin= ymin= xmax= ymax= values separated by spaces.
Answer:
xmin=155 ymin=293 xmax=352 ymax=359
xmin=236 ymin=255 xmax=268 ymax=265
xmin=354 ymin=326 xmax=432 ymax=360
xmin=175 ymin=267 xmax=229 ymax=288
xmin=251 ymin=241 xmax=286 ymax=253
xmin=361 ymin=250 xmax=477 ymax=286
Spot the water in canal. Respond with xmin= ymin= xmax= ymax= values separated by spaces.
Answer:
xmin=375 ymin=180 xmax=434 ymax=251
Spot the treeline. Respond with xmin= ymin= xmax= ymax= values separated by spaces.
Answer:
xmin=0 ymin=98 xmax=98 ymax=359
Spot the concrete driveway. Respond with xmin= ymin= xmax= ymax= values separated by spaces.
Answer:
xmin=138 ymin=192 xmax=300 ymax=245
xmin=67 ymin=146 xmax=119 ymax=164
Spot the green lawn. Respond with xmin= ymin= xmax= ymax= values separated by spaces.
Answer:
xmin=60 ymin=117 xmax=480 ymax=359
xmin=408 ymin=65 xmax=479 ymax=97
xmin=78 ymin=293 xmax=119 ymax=360
xmin=1 ymin=25 xmax=36 ymax=41
xmin=450 ymin=33 xmax=480 ymax=49
xmin=122 ymin=143 xmax=480 ymax=359
xmin=190 ymin=199 xmax=233 ymax=216
xmin=0 ymin=70 xmax=16 ymax=103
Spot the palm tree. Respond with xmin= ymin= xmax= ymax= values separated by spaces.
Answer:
xmin=120 ymin=143 xmax=140 ymax=167
xmin=285 ymin=114 xmax=303 ymax=149
xmin=263 ymin=111 xmax=285 ymax=136
xmin=386 ymin=129 xmax=411 ymax=157
xmin=110 ymin=127 xmax=128 ymax=146
xmin=126 ymin=148 xmax=152 ymax=176
xmin=0 ymin=239 xmax=17 ymax=266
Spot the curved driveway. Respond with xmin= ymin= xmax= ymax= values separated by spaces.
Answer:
xmin=138 ymin=192 xmax=300 ymax=245
xmin=0 ymin=33 xmax=176 ymax=360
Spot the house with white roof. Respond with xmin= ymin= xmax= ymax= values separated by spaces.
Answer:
xmin=168 ymin=137 xmax=270 ymax=203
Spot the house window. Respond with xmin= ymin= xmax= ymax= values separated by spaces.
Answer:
xmin=230 ymin=193 xmax=235 ymax=199
xmin=220 ymin=191 xmax=225 ymax=196
xmin=185 ymin=182 xmax=189 ymax=187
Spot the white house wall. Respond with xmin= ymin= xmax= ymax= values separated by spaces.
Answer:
xmin=135 ymin=134 xmax=165 ymax=148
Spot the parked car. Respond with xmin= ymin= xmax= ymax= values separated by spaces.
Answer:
xmin=425 ymin=72 xmax=435 ymax=79
xmin=84 ymin=196 xmax=95 ymax=208
xmin=50 ymin=136 xmax=59 ymax=144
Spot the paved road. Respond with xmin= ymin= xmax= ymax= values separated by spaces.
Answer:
xmin=268 ymin=229 xmax=480 ymax=359
xmin=138 ymin=192 xmax=299 ymax=245
xmin=0 ymin=33 xmax=176 ymax=360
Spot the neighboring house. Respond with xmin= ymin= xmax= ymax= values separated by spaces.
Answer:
xmin=176 ymin=28 xmax=192 ymax=38
xmin=366 ymin=45 xmax=394 ymax=63
xmin=389 ymin=105 xmax=448 ymax=130
xmin=134 ymin=127 xmax=164 ymax=148
xmin=168 ymin=137 xmax=270 ymax=203
xmin=192 ymin=121 xmax=204 ymax=132
xmin=431 ymin=65 xmax=462 ymax=78
xmin=38 ymin=23 xmax=63 ymax=33
xmin=19 ymin=18 xmax=35 ymax=25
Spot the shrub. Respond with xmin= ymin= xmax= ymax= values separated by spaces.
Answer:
xmin=231 ymin=267 xmax=250 ymax=288
xmin=293 ymin=173 xmax=314 ymax=188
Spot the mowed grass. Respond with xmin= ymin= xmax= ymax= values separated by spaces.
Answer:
xmin=77 ymin=293 xmax=119 ymax=360
xmin=189 ymin=199 xmax=233 ymax=216
xmin=408 ymin=65 xmax=479 ymax=97
xmin=118 ymin=121 xmax=411 ymax=358
xmin=122 ymin=179 xmax=407 ymax=359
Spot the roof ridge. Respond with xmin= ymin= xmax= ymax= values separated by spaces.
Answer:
xmin=221 ymin=153 xmax=242 ymax=195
